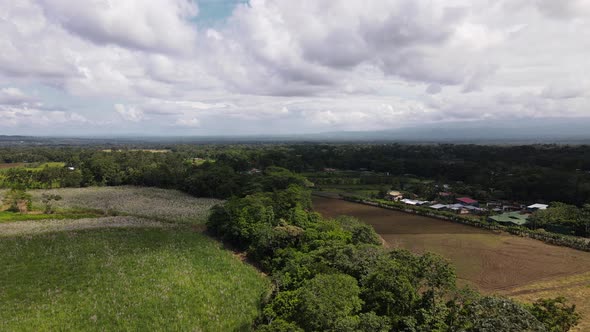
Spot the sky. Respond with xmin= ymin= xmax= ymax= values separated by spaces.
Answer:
xmin=0 ymin=0 xmax=589 ymax=136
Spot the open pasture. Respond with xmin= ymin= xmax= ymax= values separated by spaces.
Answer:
xmin=0 ymin=187 xmax=268 ymax=331
xmin=0 ymin=162 xmax=66 ymax=172
xmin=30 ymin=186 xmax=222 ymax=224
xmin=0 ymin=227 xmax=269 ymax=331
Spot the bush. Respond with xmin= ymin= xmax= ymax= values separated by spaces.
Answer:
xmin=295 ymin=274 xmax=363 ymax=331
xmin=528 ymin=297 xmax=581 ymax=332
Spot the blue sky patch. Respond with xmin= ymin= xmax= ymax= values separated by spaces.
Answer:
xmin=194 ymin=0 xmax=249 ymax=25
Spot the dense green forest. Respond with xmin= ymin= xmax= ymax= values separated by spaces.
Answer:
xmin=2 ymin=144 xmax=590 ymax=204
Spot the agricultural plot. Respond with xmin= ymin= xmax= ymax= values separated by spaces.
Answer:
xmin=30 ymin=186 xmax=222 ymax=224
xmin=0 ymin=228 xmax=269 ymax=331
xmin=313 ymin=196 xmax=590 ymax=329
xmin=0 ymin=187 xmax=269 ymax=331
xmin=505 ymin=272 xmax=590 ymax=332
xmin=0 ymin=162 xmax=65 ymax=172
xmin=0 ymin=163 xmax=25 ymax=169
xmin=102 ymin=149 xmax=171 ymax=153
xmin=0 ymin=216 xmax=167 ymax=237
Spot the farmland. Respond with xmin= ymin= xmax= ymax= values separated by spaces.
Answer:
xmin=0 ymin=187 xmax=269 ymax=331
xmin=0 ymin=163 xmax=24 ymax=169
xmin=102 ymin=149 xmax=171 ymax=153
xmin=0 ymin=162 xmax=65 ymax=172
xmin=313 ymin=196 xmax=590 ymax=330
xmin=30 ymin=186 xmax=222 ymax=224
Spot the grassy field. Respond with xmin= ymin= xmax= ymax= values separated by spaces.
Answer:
xmin=102 ymin=149 xmax=171 ymax=153
xmin=30 ymin=187 xmax=222 ymax=224
xmin=0 ymin=216 xmax=168 ymax=237
xmin=317 ymin=185 xmax=381 ymax=198
xmin=313 ymin=196 xmax=590 ymax=328
xmin=0 ymin=162 xmax=66 ymax=173
xmin=0 ymin=187 xmax=269 ymax=331
xmin=505 ymin=272 xmax=590 ymax=332
xmin=0 ymin=228 xmax=269 ymax=331
xmin=0 ymin=210 xmax=101 ymax=223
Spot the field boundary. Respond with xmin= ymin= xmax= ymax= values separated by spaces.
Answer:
xmin=327 ymin=194 xmax=590 ymax=253
xmin=0 ymin=216 xmax=171 ymax=237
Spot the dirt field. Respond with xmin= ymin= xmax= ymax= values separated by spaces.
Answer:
xmin=313 ymin=196 xmax=590 ymax=329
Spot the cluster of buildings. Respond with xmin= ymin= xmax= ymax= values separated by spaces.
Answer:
xmin=386 ymin=190 xmax=549 ymax=226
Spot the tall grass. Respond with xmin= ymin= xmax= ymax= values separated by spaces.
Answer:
xmin=30 ymin=187 xmax=222 ymax=224
xmin=0 ymin=228 xmax=269 ymax=331
xmin=0 ymin=210 xmax=101 ymax=223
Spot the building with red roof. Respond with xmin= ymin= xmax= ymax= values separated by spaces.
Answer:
xmin=456 ymin=197 xmax=478 ymax=206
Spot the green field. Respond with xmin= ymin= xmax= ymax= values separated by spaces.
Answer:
xmin=0 ymin=210 xmax=101 ymax=223
xmin=0 ymin=187 xmax=269 ymax=331
xmin=0 ymin=162 xmax=66 ymax=173
xmin=316 ymin=184 xmax=382 ymax=198
xmin=30 ymin=187 xmax=223 ymax=224
xmin=0 ymin=228 xmax=269 ymax=331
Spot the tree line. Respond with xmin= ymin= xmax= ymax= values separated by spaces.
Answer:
xmin=3 ymin=144 xmax=590 ymax=205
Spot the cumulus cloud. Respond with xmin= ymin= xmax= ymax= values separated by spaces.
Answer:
xmin=534 ymin=0 xmax=590 ymax=19
xmin=0 ymin=88 xmax=36 ymax=105
xmin=115 ymin=104 xmax=144 ymax=122
xmin=0 ymin=0 xmax=589 ymax=135
xmin=37 ymin=0 xmax=199 ymax=54
xmin=0 ymin=105 xmax=87 ymax=129
xmin=175 ymin=117 xmax=201 ymax=128
xmin=541 ymin=81 xmax=587 ymax=99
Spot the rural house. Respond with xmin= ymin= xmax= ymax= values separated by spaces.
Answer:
xmin=527 ymin=203 xmax=549 ymax=211
xmin=387 ymin=190 xmax=403 ymax=201
xmin=488 ymin=212 xmax=530 ymax=226
xmin=456 ymin=197 xmax=478 ymax=206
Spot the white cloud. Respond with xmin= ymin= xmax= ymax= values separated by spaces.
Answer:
xmin=175 ymin=117 xmax=201 ymax=128
xmin=0 ymin=0 xmax=589 ymax=135
xmin=115 ymin=104 xmax=144 ymax=122
xmin=0 ymin=105 xmax=88 ymax=128
xmin=534 ymin=0 xmax=590 ymax=19
xmin=0 ymin=88 xmax=35 ymax=105
xmin=37 ymin=0 xmax=199 ymax=54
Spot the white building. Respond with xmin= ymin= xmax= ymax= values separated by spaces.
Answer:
xmin=528 ymin=203 xmax=549 ymax=211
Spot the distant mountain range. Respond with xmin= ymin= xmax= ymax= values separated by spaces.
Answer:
xmin=308 ymin=118 xmax=590 ymax=143
xmin=2 ymin=117 xmax=590 ymax=145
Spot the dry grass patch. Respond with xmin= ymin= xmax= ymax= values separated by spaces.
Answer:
xmin=31 ymin=187 xmax=222 ymax=224
xmin=0 ymin=216 xmax=167 ymax=237
xmin=504 ymin=272 xmax=590 ymax=332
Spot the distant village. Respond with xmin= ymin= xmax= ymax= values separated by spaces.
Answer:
xmin=385 ymin=188 xmax=547 ymax=227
